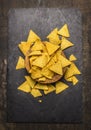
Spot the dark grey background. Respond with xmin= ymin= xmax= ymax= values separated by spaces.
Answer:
xmin=7 ymin=8 xmax=82 ymax=123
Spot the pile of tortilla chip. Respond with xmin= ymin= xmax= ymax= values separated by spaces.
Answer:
xmin=16 ymin=24 xmax=81 ymax=99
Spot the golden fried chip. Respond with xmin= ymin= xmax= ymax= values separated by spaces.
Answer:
xmin=34 ymin=83 xmax=48 ymax=90
xmin=42 ymin=67 xmax=54 ymax=79
xmin=25 ymin=76 xmax=36 ymax=88
xmin=31 ymin=40 xmax=43 ymax=51
xmin=29 ymin=56 xmax=38 ymax=64
xmin=57 ymin=54 xmax=71 ymax=67
xmin=49 ymin=61 xmax=63 ymax=75
xmin=69 ymin=54 xmax=77 ymax=61
xmin=28 ymin=50 xmax=42 ymax=56
xmin=38 ymin=77 xmax=46 ymax=81
xmin=31 ymin=68 xmax=42 ymax=79
xmin=44 ymin=84 xmax=55 ymax=94
xmin=58 ymin=24 xmax=70 ymax=37
xmin=31 ymin=88 xmax=42 ymax=97
xmin=18 ymin=42 xmax=30 ymax=55
xmin=45 ymin=42 xmax=60 ymax=55
xmin=55 ymin=81 xmax=69 ymax=94
xmin=72 ymin=76 xmax=78 ymax=85
xmin=16 ymin=56 xmax=25 ymax=70
xmin=32 ymin=54 xmax=48 ymax=68
xmin=64 ymin=62 xmax=81 ymax=79
xmin=27 ymin=30 xmax=40 ymax=44
xmin=61 ymin=37 xmax=74 ymax=50
xmin=18 ymin=81 xmax=31 ymax=93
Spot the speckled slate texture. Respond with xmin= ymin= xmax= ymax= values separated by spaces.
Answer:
xmin=7 ymin=8 xmax=83 ymax=123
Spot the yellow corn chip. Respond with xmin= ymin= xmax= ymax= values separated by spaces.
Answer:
xmin=42 ymin=67 xmax=54 ymax=79
xmin=49 ymin=61 xmax=63 ymax=75
xmin=38 ymin=77 xmax=46 ymax=81
xmin=31 ymin=40 xmax=43 ymax=51
xmin=34 ymin=83 xmax=48 ymax=90
xmin=47 ymin=28 xmax=61 ymax=44
xmin=31 ymin=88 xmax=42 ymax=97
xmin=57 ymin=54 xmax=71 ymax=67
xmin=25 ymin=76 xmax=36 ymax=88
xmin=16 ymin=56 xmax=25 ymax=70
xmin=45 ymin=42 xmax=60 ymax=55
xmin=44 ymin=84 xmax=55 ymax=94
xmin=18 ymin=81 xmax=31 ymax=93
xmin=28 ymin=50 xmax=42 ymax=56
xmin=72 ymin=76 xmax=78 ymax=85
xmin=64 ymin=62 xmax=81 ymax=79
xmin=32 ymin=54 xmax=48 ymax=68
xmin=56 ymin=81 xmax=69 ymax=94
xmin=29 ymin=56 xmax=38 ymax=64
xmin=18 ymin=42 xmax=30 ymax=55
xmin=27 ymin=30 xmax=40 ymax=44
xmin=69 ymin=54 xmax=77 ymax=61
xmin=58 ymin=24 xmax=70 ymax=37
xmin=31 ymin=68 xmax=42 ymax=79
xmin=61 ymin=37 xmax=74 ymax=50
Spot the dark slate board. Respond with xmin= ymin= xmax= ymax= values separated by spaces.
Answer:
xmin=7 ymin=8 xmax=83 ymax=123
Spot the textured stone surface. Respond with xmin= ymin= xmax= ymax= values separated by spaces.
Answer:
xmin=7 ymin=8 xmax=82 ymax=123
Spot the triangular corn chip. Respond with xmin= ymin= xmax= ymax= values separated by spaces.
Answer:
xmin=25 ymin=76 xmax=36 ymax=88
xmin=49 ymin=61 xmax=63 ymax=75
xmin=64 ymin=62 xmax=81 ymax=79
xmin=34 ymin=83 xmax=48 ymax=90
xmin=65 ymin=76 xmax=79 ymax=85
xmin=45 ymin=42 xmax=59 ymax=55
xmin=27 ymin=30 xmax=40 ymax=44
xmin=18 ymin=81 xmax=31 ymax=93
xmin=58 ymin=24 xmax=70 ymax=37
xmin=32 ymin=54 xmax=48 ymax=68
xmin=47 ymin=28 xmax=61 ymax=44
xmin=31 ymin=88 xmax=42 ymax=97
xmin=18 ymin=42 xmax=30 ymax=55
xmin=16 ymin=56 xmax=25 ymax=70
xmin=56 ymin=81 xmax=69 ymax=94
xmin=44 ymin=84 xmax=55 ymax=94
xmin=31 ymin=40 xmax=43 ymax=51
xmin=29 ymin=56 xmax=38 ymax=64
xmin=61 ymin=37 xmax=74 ymax=50
xmin=31 ymin=68 xmax=42 ymax=79
xmin=28 ymin=50 xmax=42 ymax=56
xmin=69 ymin=54 xmax=77 ymax=61
xmin=42 ymin=67 xmax=54 ymax=79
xmin=57 ymin=54 xmax=71 ymax=67
xmin=38 ymin=77 xmax=46 ymax=81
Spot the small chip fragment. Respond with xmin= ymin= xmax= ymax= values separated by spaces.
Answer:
xmin=38 ymin=99 xmax=42 ymax=103
xmin=55 ymin=81 xmax=69 ymax=94
xmin=16 ymin=56 xmax=25 ymax=70
xmin=69 ymin=54 xmax=77 ymax=61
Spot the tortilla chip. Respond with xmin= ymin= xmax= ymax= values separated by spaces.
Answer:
xmin=27 ymin=30 xmax=40 ymax=44
xmin=49 ymin=61 xmax=63 ymax=75
xmin=58 ymin=24 xmax=70 ymax=37
xmin=72 ymin=76 xmax=78 ymax=85
xmin=61 ymin=37 xmax=74 ymax=50
xmin=16 ymin=56 xmax=25 ymax=70
xmin=34 ymin=83 xmax=48 ymax=90
xmin=45 ymin=42 xmax=60 ymax=55
xmin=69 ymin=54 xmax=77 ymax=61
xmin=25 ymin=76 xmax=36 ymax=88
xmin=18 ymin=42 xmax=30 ymax=55
xmin=18 ymin=81 xmax=31 ymax=93
xmin=64 ymin=62 xmax=81 ymax=79
xmin=47 ymin=28 xmax=61 ymax=44
xmin=31 ymin=88 xmax=42 ymax=97
xmin=44 ymin=84 xmax=55 ymax=94
xmin=28 ymin=50 xmax=42 ymax=56
xmin=29 ymin=56 xmax=38 ymax=64
xmin=57 ymin=54 xmax=71 ymax=67
xmin=31 ymin=40 xmax=43 ymax=51
xmin=55 ymin=81 xmax=69 ymax=94
xmin=42 ymin=67 xmax=54 ymax=79
xmin=38 ymin=77 xmax=46 ymax=81
xmin=31 ymin=68 xmax=42 ymax=79
xmin=32 ymin=54 xmax=48 ymax=68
